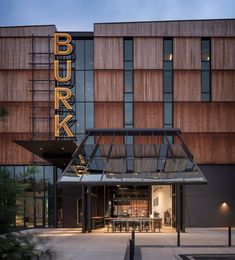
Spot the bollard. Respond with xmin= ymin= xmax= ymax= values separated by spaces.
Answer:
xmin=228 ymin=227 xmax=232 ymax=247
xmin=132 ymin=230 xmax=135 ymax=247
xmin=131 ymin=230 xmax=135 ymax=256
xmin=177 ymin=226 xmax=180 ymax=247
xmin=129 ymin=239 xmax=134 ymax=260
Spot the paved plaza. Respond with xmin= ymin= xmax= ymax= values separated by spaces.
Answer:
xmin=25 ymin=228 xmax=235 ymax=260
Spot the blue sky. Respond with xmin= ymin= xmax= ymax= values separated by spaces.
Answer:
xmin=0 ymin=0 xmax=234 ymax=31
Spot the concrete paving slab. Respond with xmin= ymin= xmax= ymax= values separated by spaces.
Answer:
xmin=22 ymin=228 xmax=235 ymax=260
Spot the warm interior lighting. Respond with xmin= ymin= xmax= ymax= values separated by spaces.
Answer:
xmin=40 ymin=147 xmax=43 ymax=150
xmin=169 ymin=54 xmax=172 ymax=60
xmin=61 ymin=147 xmax=65 ymax=150
xmin=222 ymin=202 xmax=228 ymax=207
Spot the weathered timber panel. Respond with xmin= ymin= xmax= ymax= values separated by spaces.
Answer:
xmin=134 ymin=38 xmax=163 ymax=69
xmin=94 ymin=70 xmax=123 ymax=101
xmin=94 ymin=37 xmax=123 ymax=69
xmin=174 ymin=71 xmax=201 ymax=101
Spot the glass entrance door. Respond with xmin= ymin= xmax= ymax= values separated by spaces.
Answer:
xmin=35 ymin=197 xmax=44 ymax=227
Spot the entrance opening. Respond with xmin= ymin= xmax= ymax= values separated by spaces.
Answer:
xmin=87 ymin=185 xmax=175 ymax=232
xmin=152 ymin=185 xmax=173 ymax=227
xmin=108 ymin=186 xmax=150 ymax=218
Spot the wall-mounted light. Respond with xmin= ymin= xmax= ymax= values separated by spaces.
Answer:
xmin=220 ymin=202 xmax=229 ymax=212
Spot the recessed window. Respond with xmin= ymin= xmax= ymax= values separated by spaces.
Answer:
xmin=125 ymin=71 xmax=133 ymax=92
xmin=164 ymin=39 xmax=173 ymax=61
xmin=124 ymin=40 xmax=133 ymax=61
xmin=124 ymin=61 xmax=133 ymax=70
xmin=124 ymin=38 xmax=133 ymax=135
xmin=124 ymin=93 xmax=133 ymax=102
xmin=201 ymin=39 xmax=210 ymax=61
xmin=125 ymin=102 xmax=133 ymax=125
xmin=164 ymin=102 xmax=173 ymax=125
xmin=163 ymin=71 xmax=172 ymax=93
xmin=163 ymin=38 xmax=173 ymax=138
xmin=202 ymin=71 xmax=210 ymax=93
xmin=201 ymin=38 xmax=211 ymax=102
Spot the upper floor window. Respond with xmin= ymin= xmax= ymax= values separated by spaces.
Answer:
xmin=164 ymin=39 xmax=173 ymax=61
xmin=201 ymin=38 xmax=211 ymax=102
xmin=124 ymin=39 xmax=133 ymax=61
xmin=201 ymin=39 xmax=210 ymax=61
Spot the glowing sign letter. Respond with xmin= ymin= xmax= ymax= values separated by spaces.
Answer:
xmin=54 ymin=60 xmax=72 ymax=83
xmin=55 ymin=114 xmax=74 ymax=137
xmin=54 ymin=87 xmax=73 ymax=110
xmin=54 ymin=33 xmax=73 ymax=55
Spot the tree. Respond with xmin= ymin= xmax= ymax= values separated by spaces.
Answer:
xmin=0 ymin=167 xmax=28 ymax=234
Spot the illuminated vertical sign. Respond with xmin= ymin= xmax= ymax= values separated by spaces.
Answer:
xmin=54 ymin=33 xmax=75 ymax=137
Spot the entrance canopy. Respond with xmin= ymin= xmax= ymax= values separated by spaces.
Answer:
xmin=59 ymin=128 xmax=207 ymax=186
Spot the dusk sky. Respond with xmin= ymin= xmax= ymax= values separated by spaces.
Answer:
xmin=0 ymin=0 xmax=235 ymax=31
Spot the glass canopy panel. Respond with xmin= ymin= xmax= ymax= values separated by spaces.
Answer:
xmin=58 ymin=129 xmax=207 ymax=185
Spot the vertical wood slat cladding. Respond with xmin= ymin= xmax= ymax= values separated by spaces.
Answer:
xmin=0 ymin=26 xmax=56 ymax=36
xmin=173 ymin=38 xmax=201 ymax=69
xmin=94 ymin=102 xmax=123 ymax=144
xmin=0 ymin=102 xmax=31 ymax=132
xmin=212 ymin=70 xmax=235 ymax=101
xmin=94 ymin=20 xmax=235 ymax=37
xmin=94 ymin=37 xmax=123 ymax=69
xmin=134 ymin=136 xmax=162 ymax=144
xmin=95 ymin=103 xmax=123 ymax=128
xmin=94 ymin=70 xmax=123 ymax=101
xmin=0 ymin=38 xmax=54 ymax=70
xmin=179 ymin=133 xmax=235 ymax=164
xmin=134 ymin=102 xmax=163 ymax=144
xmin=0 ymin=133 xmax=32 ymax=164
xmin=0 ymin=101 xmax=54 ymax=133
xmin=34 ymin=38 xmax=54 ymax=64
xmin=0 ymin=133 xmax=48 ymax=164
xmin=33 ymin=101 xmax=54 ymax=133
xmin=0 ymin=70 xmax=54 ymax=101
xmin=174 ymin=71 xmax=201 ymax=101
xmin=0 ymin=38 xmax=32 ymax=69
xmin=134 ymin=102 xmax=163 ymax=128
xmin=212 ymin=38 xmax=235 ymax=69
xmin=134 ymin=70 xmax=163 ymax=101
xmin=134 ymin=38 xmax=163 ymax=69
xmin=174 ymin=102 xmax=235 ymax=132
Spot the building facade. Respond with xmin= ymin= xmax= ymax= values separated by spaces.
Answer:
xmin=0 ymin=19 xmax=235 ymax=230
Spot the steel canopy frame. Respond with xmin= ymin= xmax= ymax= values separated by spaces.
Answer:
xmin=58 ymin=128 xmax=207 ymax=186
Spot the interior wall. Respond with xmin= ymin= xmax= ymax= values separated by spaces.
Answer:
xmin=152 ymin=185 xmax=172 ymax=224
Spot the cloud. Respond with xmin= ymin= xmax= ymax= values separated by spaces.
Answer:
xmin=0 ymin=0 xmax=234 ymax=31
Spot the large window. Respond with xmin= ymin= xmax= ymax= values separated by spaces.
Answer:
xmin=201 ymin=38 xmax=211 ymax=101
xmin=74 ymin=38 xmax=94 ymax=143
xmin=0 ymin=165 xmax=56 ymax=228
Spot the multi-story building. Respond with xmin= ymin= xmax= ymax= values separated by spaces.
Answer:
xmin=0 ymin=19 xmax=234 ymax=231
